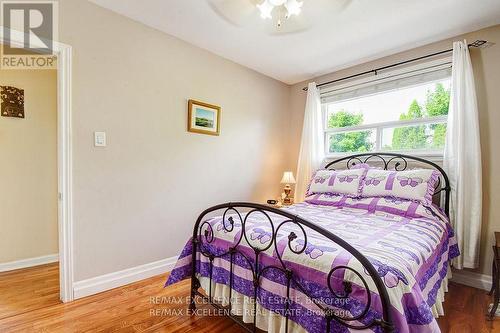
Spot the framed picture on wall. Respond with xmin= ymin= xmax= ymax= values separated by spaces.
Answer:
xmin=188 ymin=99 xmax=221 ymax=136
xmin=0 ymin=85 xmax=25 ymax=118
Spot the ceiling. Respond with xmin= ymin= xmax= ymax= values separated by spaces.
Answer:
xmin=89 ymin=0 xmax=500 ymax=85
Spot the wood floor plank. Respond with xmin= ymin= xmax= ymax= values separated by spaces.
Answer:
xmin=0 ymin=263 xmax=61 ymax=321
xmin=1 ymin=263 xmax=500 ymax=332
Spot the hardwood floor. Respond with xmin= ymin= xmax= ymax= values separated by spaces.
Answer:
xmin=0 ymin=263 xmax=241 ymax=333
xmin=436 ymin=282 xmax=500 ymax=333
xmin=0 ymin=263 xmax=499 ymax=332
xmin=0 ymin=263 xmax=60 ymax=321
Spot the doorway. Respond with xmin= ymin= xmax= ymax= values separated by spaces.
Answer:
xmin=0 ymin=27 xmax=73 ymax=303
xmin=0 ymin=65 xmax=60 ymax=318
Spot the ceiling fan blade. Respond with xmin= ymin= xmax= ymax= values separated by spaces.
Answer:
xmin=207 ymin=0 xmax=259 ymax=27
xmin=267 ymin=14 xmax=311 ymax=35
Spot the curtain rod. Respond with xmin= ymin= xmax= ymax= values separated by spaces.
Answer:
xmin=302 ymin=40 xmax=488 ymax=91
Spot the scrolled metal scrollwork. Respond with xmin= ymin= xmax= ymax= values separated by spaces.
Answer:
xmin=222 ymin=207 xmax=243 ymax=233
xmin=242 ymin=208 xmax=276 ymax=253
xmin=273 ymin=218 xmax=308 ymax=269
xmin=189 ymin=202 xmax=396 ymax=333
xmin=199 ymin=221 xmax=214 ymax=244
xmin=386 ymin=156 xmax=408 ymax=171
xmin=362 ymin=154 xmax=388 ymax=167
xmin=346 ymin=157 xmax=364 ymax=169
xmin=325 ymin=265 xmax=372 ymax=324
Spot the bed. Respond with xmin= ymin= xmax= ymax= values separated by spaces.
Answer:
xmin=166 ymin=153 xmax=459 ymax=333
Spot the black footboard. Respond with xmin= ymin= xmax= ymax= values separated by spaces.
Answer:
xmin=188 ymin=202 xmax=394 ymax=333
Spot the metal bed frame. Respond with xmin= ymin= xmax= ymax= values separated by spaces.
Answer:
xmin=188 ymin=153 xmax=451 ymax=333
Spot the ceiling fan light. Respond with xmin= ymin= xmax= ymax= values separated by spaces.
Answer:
xmin=257 ymin=0 xmax=273 ymax=19
xmin=285 ymin=0 xmax=303 ymax=16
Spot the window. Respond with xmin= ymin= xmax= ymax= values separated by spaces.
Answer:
xmin=322 ymin=59 xmax=451 ymax=156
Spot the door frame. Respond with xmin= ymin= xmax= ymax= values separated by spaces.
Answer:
xmin=1 ymin=27 xmax=74 ymax=302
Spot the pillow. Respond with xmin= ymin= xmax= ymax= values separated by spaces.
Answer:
xmin=308 ymin=168 xmax=367 ymax=197
xmin=361 ymin=168 xmax=439 ymax=204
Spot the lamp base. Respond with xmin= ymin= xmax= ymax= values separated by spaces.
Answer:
xmin=282 ymin=185 xmax=293 ymax=206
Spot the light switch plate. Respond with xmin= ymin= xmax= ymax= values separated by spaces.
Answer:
xmin=94 ymin=131 xmax=106 ymax=147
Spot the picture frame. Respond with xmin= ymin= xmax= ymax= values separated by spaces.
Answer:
xmin=188 ymin=99 xmax=221 ymax=136
xmin=0 ymin=85 xmax=25 ymax=118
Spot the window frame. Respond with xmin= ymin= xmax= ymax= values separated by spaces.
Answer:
xmin=321 ymin=58 xmax=452 ymax=159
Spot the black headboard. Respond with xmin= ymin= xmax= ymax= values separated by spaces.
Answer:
xmin=324 ymin=153 xmax=451 ymax=216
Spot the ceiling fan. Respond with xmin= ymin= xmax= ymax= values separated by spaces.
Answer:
xmin=207 ymin=0 xmax=352 ymax=35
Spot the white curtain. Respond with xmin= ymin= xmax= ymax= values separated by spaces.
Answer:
xmin=444 ymin=40 xmax=482 ymax=269
xmin=295 ymin=82 xmax=324 ymax=202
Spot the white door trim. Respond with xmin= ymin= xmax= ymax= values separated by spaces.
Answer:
xmin=1 ymin=27 xmax=74 ymax=302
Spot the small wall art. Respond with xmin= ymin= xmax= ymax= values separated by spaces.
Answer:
xmin=0 ymin=85 xmax=25 ymax=118
xmin=187 ymin=99 xmax=221 ymax=136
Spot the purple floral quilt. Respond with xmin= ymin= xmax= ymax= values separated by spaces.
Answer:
xmin=166 ymin=199 xmax=459 ymax=333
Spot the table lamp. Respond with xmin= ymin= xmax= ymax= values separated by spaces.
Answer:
xmin=280 ymin=171 xmax=296 ymax=205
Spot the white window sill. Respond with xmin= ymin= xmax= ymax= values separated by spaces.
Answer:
xmin=324 ymin=152 xmax=444 ymax=164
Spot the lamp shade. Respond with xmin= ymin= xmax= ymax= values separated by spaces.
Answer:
xmin=280 ymin=171 xmax=296 ymax=184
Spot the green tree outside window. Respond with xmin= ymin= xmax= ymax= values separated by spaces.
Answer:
xmin=328 ymin=83 xmax=450 ymax=153
xmin=328 ymin=111 xmax=373 ymax=153
xmin=391 ymin=100 xmax=427 ymax=150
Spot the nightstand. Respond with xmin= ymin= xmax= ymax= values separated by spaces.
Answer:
xmin=488 ymin=232 xmax=500 ymax=319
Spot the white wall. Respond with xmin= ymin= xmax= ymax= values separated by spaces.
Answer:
xmin=58 ymin=0 xmax=291 ymax=281
xmin=0 ymin=69 xmax=58 ymax=263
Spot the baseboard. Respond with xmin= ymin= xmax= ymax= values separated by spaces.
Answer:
xmin=0 ymin=254 xmax=59 ymax=273
xmin=451 ymin=269 xmax=492 ymax=291
xmin=73 ymin=256 xmax=177 ymax=299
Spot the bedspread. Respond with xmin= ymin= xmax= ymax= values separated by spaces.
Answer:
xmin=166 ymin=199 xmax=459 ymax=333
